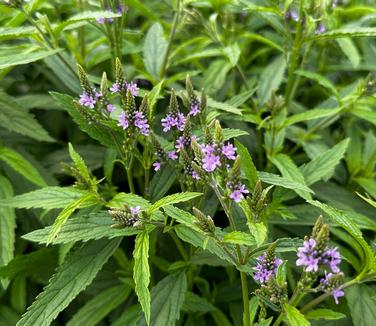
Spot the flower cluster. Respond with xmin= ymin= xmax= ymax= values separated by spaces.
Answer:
xmin=96 ymin=5 xmax=124 ymax=24
xmin=296 ymin=216 xmax=344 ymax=304
xmin=109 ymin=205 xmax=142 ymax=228
xmin=118 ymin=105 xmax=149 ymax=136
xmin=110 ymin=81 xmax=139 ymax=97
xmin=254 ymin=253 xmax=283 ymax=284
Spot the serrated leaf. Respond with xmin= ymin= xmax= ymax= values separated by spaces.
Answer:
xmin=0 ymin=90 xmax=54 ymax=142
xmin=68 ymin=143 xmax=91 ymax=182
xmin=148 ymin=192 xmax=202 ymax=214
xmin=0 ymin=48 xmax=61 ymax=69
xmin=0 ymin=187 xmax=86 ymax=209
xmin=0 ymin=176 xmax=15 ymax=290
xmin=138 ymin=271 xmax=187 ymax=326
xmin=47 ymin=194 xmax=96 ymax=244
xmin=182 ymin=292 xmax=215 ymax=313
xmin=143 ymin=23 xmax=167 ymax=79
xmin=308 ymin=200 xmax=375 ymax=274
xmin=0 ymin=147 xmax=47 ymax=187
xmin=222 ymin=128 xmax=249 ymax=140
xmin=247 ymin=222 xmax=267 ymax=247
xmin=258 ymin=55 xmax=286 ymax=105
xmin=223 ymin=231 xmax=256 ymax=246
xmin=207 ymin=97 xmax=243 ymax=115
xmin=258 ymin=172 xmax=313 ymax=194
xmin=50 ymin=92 xmax=122 ymax=148
xmin=295 ymin=70 xmax=338 ymax=97
xmin=337 ymin=38 xmax=360 ymax=68
xmin=311 ymin=27 xmax=376 ymax=41
xmin=133 ymin=230 xmax=150 ymax=326
xmin=0 ymin=26 xmax=36 ymax=40
xmin=17 ymin=238 xmax=120 ymax=326
xmin=284 ymin=303 xmax=309 ymax=326
xmin=284 ymin=107 xmax=342 ymax=126
xmin=351 ymin=108 xmax=376 ymax=126
xmin=67 ymin=284 xmax=131 ymax=326
xmin=301 ymin=139 xmax=349 ymax=185
xmin=305 ymin=308 xmax=346 ymax=321
xmin=235 ymin=140 xmax=259 ymax=188
xmin=346 ymin=284 xmax=376 ymax=326
xmin=22 ymin=212 xmax=147 ymax=245
xmin=108 ymin=192 xmax=151 ymax=209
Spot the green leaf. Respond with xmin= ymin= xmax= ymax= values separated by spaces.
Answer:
xmin=311 ymin=27 xmax=376 ymax=41
xmin=0 ymin=26 xmax=36 ymax=40
xmin=305 ymin=308 xmax=346 ymax=321
xmin=182 ymin=292 xmax=215 ymax=313
xmin=0 ymin=48 xmax=61 ymax=69
xmin=295 ymin=70 xmax=338 ymax=97
xmin=0 ymin=306 xmax=20 ymax=326
xmin=258 ymin=172 xmax=313 ymax=193
xmin=0 ymin=90 xmax=54 ymax=142
xmin=207 ymin=96 xmax=243 ymax=116
xmin=337 ymin=38 xmax=360 ymax=68
xmin=247 ymin=222 xmax=267 ymax=247
xmin=346 ymin=284 xmax=376 ymax=326
xmin=17 ymin=238 xmax=120 ymax=326
xmin=351 ymin=108 xmax=376 ymax=126
xmin=67 ymin=285 xmax=131 ymax=326
xmin=22 ymin=212 xmax=145 ymax=245
xmin=47 ymin=194 xmax=95 ymax=244
xmin=235 ymin=140 xmax=259 ymax=188
xmin=133 ymin=230 xmax=151 ymax=325
xmin=138 ymin=271 xmax=187 ymax=326
xmin=270 ymin=153 xmax=311 ymax=200
xmin=258 ymin=55 xmax=286 ymax=105
xmin=0 ymin=176 xmax=15 ymax=290
xmin=50 ymin=92 xmax=122 ymax=148
xmin=54 ymin=11 xmax=121 ymax=34
xmin=308 ymin=200 xmax=375 ymax=274
xmin=222 ymin=128 xmax=249 ymax=140
xmin=148 ymin=192 xmax=202 ymax=214
xmin=301 ymin=139 xmax=349 ymax=185
xmin=284 ymin=107 xmax=342 ymax=126
xmin=223 ymin=43 xmax=241 ymax=67
xmin=148 ymin=165 xmax=176 ymax=201
xmin=283 ymin=303 xmax=310 ymax=326
xmin=143 ymin=23 xmax=167 ymax=79
xmin=68 ymin=143 xmax=91 ymax=183
xmin=148 ymin=80 xmax=164 ymax=117
xmin=0 ymin=147 xmax=47 ymax=187
xmin=0 ymin=187 xmax=86 ymax=209
xmin=108 ymin=192 xmax=151 ymax=209
xmin=223 ymin=231 xmax=256 ymax=246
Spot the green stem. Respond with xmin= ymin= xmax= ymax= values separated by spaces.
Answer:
xmin=160 ymin=0 xmax=181 ymax=79
xmin=126 ymin=168 xmax=135 ymax=193
xmin=284 ymin=0 xmax=305 ymax=108
xmin=169 ymin=231 xmax=189 ymax=261
xmin=241 ymin=271 xmax=250 ymax=326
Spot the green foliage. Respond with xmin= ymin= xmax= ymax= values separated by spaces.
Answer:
xmin=284 ymin=304 xmax=310 ymax=326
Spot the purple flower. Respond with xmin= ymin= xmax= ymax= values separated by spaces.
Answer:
xmin=319 ymin=272 xmax=344 ymax=304
xmin=127 ymin=81 xmax=139 ymax=96
xmin=222 ymin=143 xmax=236 ymax=160
xmin=118 ymin=111 xmax=129 ymax=129
xmin=96 ymin=17 xmax=106 ymax=24
xmin=161 ymin=112 xmax=186 ymax=132
xmin=153 ymin=161 xmax=161 ymax=171
xmin=192 ymin=170 xmax=200 ymax=180
xmin=130 ymin=206 xmax=141 ymax=216
xmin=134 ymin=111 xmax=149 ymax=136
xmin=323 ymin=247 xmax=341 ymax=273
xmin=110 ymin=82 xmax=122 ymax=93
xmin=254 ymin=253 xmax=283 ymax=284
xmin=106 ymin=104 xmax=114 ymax=113
xmin=168 ymin=150 xmax=178 ymax=160
xmin=79 ymin=92 xmax=96 ymax=109
xmin=189 ymin=104 xmax=200 ymax=116
xmin=229 ymin=183 xmax=249 ymax=202
xmin=202 ymin=153 xmax=221 ymax=172
xmin=296 ymin=238 xmax=320 ymax=272
xmin=316 ymin=22 xmax=326 ymax=35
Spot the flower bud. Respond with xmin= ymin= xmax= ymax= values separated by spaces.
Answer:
xmin=193 ymin=207 xmax=215 ymax=234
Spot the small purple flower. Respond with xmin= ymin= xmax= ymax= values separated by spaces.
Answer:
xmin=229 ymin=183 xmax=249 ymax=202
xmin=202 ymin=153 xmax=221 ymax=172
xmin=106 ymin=104 xmax=115 ymax=113
xmin=319 ymin=272 xmax=344 ymax=304
xmin=189 ymin=104 xmax=200 ymax=116
xmin=79 ymin=92 xmax=96 ymax=109
xmin=134 ymin=111 xmax=149 ymax=136
xmin=192 ymin=170 xmax=200 ymax=180
xmin=153 ymin=161 xmax=161 ymax=171
xmin=110 ymin=82 xmax=122 ymax=93
xmin=130 ymin=206 xmax=141 ymax=216
xmin=222 ymin=143 xmax=236 ymax=160
xmin=316 ymin=22 xmax=326 ymax=35
xmin=168 ymin=150 xmax=178 ymax=160
xmin=254 ymin=253 xmax=283 ymax=284
xmin=118 ymin=111 xmax=130 ymax=129
xmin=127 ymin=81 xmax=139 ymax=96
xmin=96 ymin=17 xmax=106 ymax=24
xmin=175 ymin=136 xmax=185 ymax=151
xmin=296 ymin=238 xmax=320 ymax=272
xmin=323 ymin=247 xmax=341 ymax=273
xmin=161 ymin=112 xmax=186 ymax=132
xmin=117 ymin=5 xmax=124 ymax=14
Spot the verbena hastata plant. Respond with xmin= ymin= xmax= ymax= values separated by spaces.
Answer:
xmin=0 ymin=0 xmax=376 ymax=326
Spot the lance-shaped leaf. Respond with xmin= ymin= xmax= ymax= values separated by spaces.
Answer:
xmin=235 ymin=140 xmax=259 ymax=189
xmin=17 ymin=238 xmax=121 ymax=326
xmin=284 ymin=303 xmax=310 ymax=326
xmin=147 ymin=192 xmax=202 ymax=214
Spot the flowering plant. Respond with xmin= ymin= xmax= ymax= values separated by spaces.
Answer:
xmin=0 ymin=0 xmax=375 ymax=326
